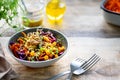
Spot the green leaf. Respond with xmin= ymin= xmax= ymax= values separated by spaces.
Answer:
xmin=0 ymin=0 xmax=18 ymax=25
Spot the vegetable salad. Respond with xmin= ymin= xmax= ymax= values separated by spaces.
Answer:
xmin=105 ymin=0 xmax=120 ymax=13
xmin=9 ymin=29 xmax=65 ymax=61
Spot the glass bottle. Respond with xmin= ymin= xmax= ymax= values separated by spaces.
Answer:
xmin=46 ymin=0 xmax=66 ymax=25
xmin=21 ymin=0 xmax=45 ymax=28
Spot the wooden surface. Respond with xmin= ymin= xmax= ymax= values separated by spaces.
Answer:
xmin=0 ymin=0 xmax=120 ymax=38
xmin=0 ymin=37 xmax=120 ymax=80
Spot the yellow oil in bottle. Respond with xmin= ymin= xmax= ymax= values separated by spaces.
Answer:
xmin=46 ymin=0 xmax=66 ymax=25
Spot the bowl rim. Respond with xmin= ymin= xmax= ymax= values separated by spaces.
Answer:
xmin=100 ymin=0 xmax=120 ymax=15
xmin=8 ymin=27 xmax=68 ymax=63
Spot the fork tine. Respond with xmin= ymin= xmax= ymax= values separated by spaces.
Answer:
xmin=84 ymin=57 xmax=100 ymax=71
xmin=81 ymin=59 xmax=85 ymax=62
xmin=75 ymin=58 xmax=84 ymax=62
xmin=75 ymin=58 xmax=80 ymax=61
xmin=80 ymin=54 xmax=97 ymax=68
xmin=83 ymin=55 xmax=100 ymax=70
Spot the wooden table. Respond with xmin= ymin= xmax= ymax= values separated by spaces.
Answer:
xmin=0 ymin=0 xmax=120 ymax=80
xmin=0 ymin=37 xmax=120 ymax=80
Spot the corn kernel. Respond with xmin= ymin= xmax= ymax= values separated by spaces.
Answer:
xmin=52 ymin=42 xmax=56 ymax=46
xmin=45 ymin=49 xmax=50 ymax=55
xmin=44 ymin=55 xmax=49 ymax=60
xmin=58 ymin=46 xmax=65 ymax=52
xmin=30 ymin=51 xmax=35 ymax=57
xmin=43 ymin=36 xmax=50 ymax=42
xmin=55 ymin=54 xmax=58 ymax=58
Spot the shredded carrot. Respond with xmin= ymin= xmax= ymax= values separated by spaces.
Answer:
xmin=21 ymin=32 xmax=27 ymax=37
xmin=105 ymin=0 xmax=120 ymax=13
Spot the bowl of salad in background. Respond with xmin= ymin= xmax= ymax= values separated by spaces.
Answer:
xmin=101 ymin=0 xmax=120 ymax=26
xmin=8 ymin=28 xmax=68 ymax=68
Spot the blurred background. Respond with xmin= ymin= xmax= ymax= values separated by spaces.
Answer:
xmin=0 ymin=0 xmax=120 ymax=38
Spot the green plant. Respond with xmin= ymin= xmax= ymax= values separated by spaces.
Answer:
xmin=0 ymin=0 xmax=25 ymax=36
xmin=0 ymin=0 xmax=18 ymax=26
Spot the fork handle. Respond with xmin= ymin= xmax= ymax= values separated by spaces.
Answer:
xmin=47 ymin=71 xmax=70 ymax=80
xmin=66 ymin=72 xmax=72 ymax=80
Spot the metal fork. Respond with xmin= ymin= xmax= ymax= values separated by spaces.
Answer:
xmin=66 ymin=54 xmax=101 ymax=80
xmin=47 ymin=54 xmax=100 ymax=80
xmin=65 ymin=58 xmax=86 ymax=80
xmin=47 ymin=58 xmax=86 ymax=80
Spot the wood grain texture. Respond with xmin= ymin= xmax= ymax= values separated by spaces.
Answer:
xmin=0 ymin=37 xmax=120 ymax=80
